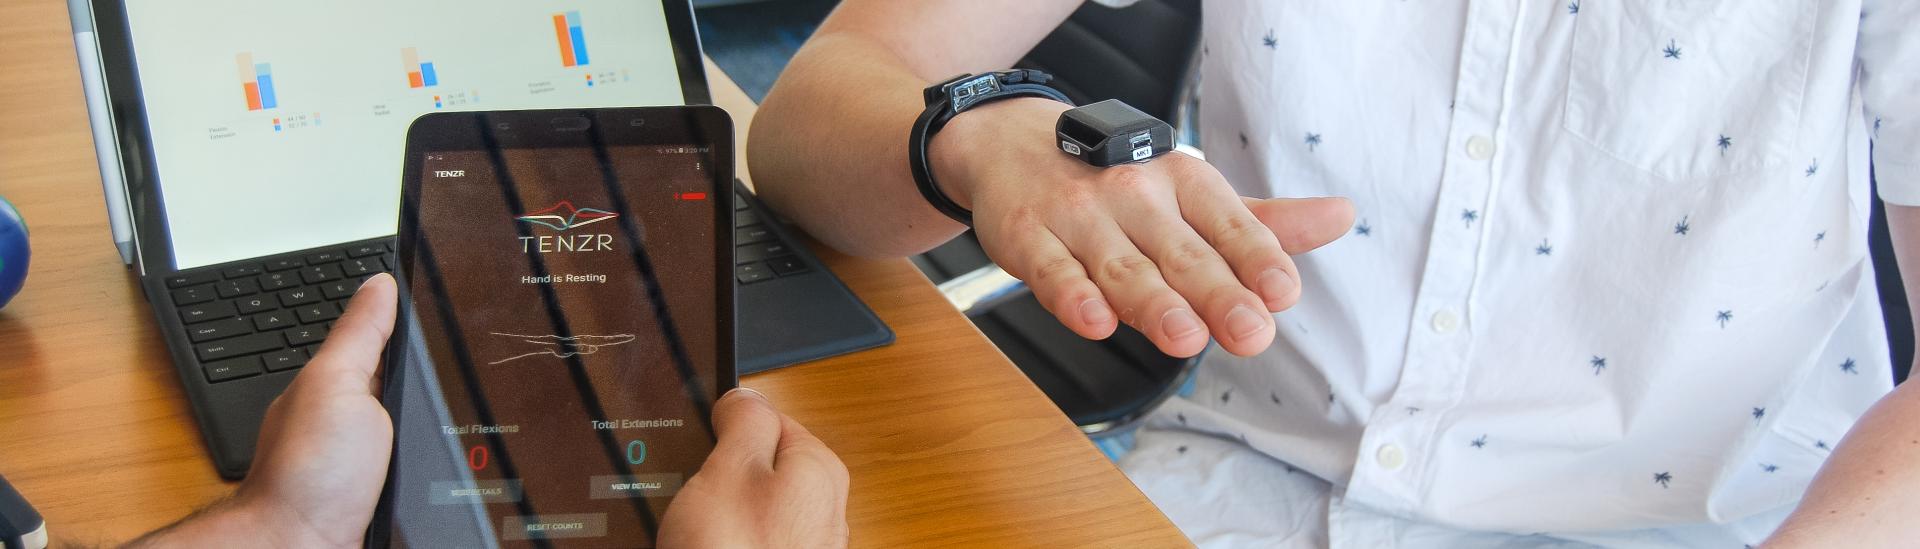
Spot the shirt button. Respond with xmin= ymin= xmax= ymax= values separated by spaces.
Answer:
xmin=1431 ymin=309 xmax=1460 ymax=334
xmin=1466 ymin=135 xmax=1495 ymax=160
xmin=1376 ymin=444 xmax=1407 ymax=470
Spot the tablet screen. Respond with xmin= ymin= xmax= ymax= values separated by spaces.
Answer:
xmin=380 ymin=109 xmax=731 ymax=548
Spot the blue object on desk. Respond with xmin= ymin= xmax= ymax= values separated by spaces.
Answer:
xmin=0 ymin=473 xmax=47 ymax=549
xmin=0 ymin=196 xmax=27 ymax=311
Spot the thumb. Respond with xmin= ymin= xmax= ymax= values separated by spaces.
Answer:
xmin=305 ymin=273 xmax=398 ymax=387
xmin=1241 ymin=197 xmax=1356 ymax=255
xmin=706 ymin=388 xmax=783 ymax=473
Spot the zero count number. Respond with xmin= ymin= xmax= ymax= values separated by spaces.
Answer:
xmin=468 ymin=445 xmax=489 ymax=471
xmin=626 ymin=440 xmax=646 ymax=465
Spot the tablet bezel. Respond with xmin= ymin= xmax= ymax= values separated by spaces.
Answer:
xmin=369 ymin=106 xmax=737 ymax=547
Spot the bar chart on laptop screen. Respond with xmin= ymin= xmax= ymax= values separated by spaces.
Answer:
xmin=124 ymin=1 xmax=687 ymax=269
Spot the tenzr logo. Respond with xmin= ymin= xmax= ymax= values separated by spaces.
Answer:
xmin=434 ymin=170 xmax=466 ymax=177
xmin=517 ymin=200 xmax=616 ymax=253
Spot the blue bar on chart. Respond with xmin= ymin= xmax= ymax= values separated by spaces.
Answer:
xmin=553 ymin=10 xmax=589 ymax=67
xmin=254 ymin=63 xmax=277 ymax=109
xmin=421 ymin=63 xmax=438 ymax=87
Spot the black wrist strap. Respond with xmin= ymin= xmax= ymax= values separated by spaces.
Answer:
xmin=909 ymin=70 xmax=1072 ymax=226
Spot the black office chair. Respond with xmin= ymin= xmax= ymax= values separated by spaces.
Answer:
xmin=916 ymin=0 xmax=1204 ymax=435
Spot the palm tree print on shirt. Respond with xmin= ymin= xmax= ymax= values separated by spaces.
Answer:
xmin=1568 ymin=1 xmax=1580 ymax=14
xmin=1815 ymin=231 xmax=1826 ymax=248
xmin=1717 ymin=135 xmax=1733 ymax=156
xmin=1752 ymin=407 xmax=1766 ymax=421
xmin=1663 ymin=39 xmax=1682 ymax=59
xmin=1354 ymin=219 xmax=1372 ymax=236
xmin=1654 ymin=472 xmax=1673 ymax=488
xmin=1461 ymin=209 xmax=1479 ymax=228
xmin=1536 ymin=239 xmax=1553 ymax=256
xmin=1761 ymin=463 xmax=1779 ymax=473
xmin=1717 ymin=310 xmax=1733 ymax=328
xmin=1305 ymin=133 xmax=1321 ymax=152
xmin=1807 ymin=159 xmax=1819 ymax=177
xmin=1841 ymin=358 xmax=1857 ymax=374
xmin=1471 ymin=435 xmax=1487 ymax=448
xmin=1590 ymin=356 xmax=1607 ymax=375
xmin=1674 ymin=216 xmax=1691 ymax=236
xmin=1262 ymin=29 xmax=1277 ymax=49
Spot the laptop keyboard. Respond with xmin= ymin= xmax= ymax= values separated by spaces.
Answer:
xmin=163 ymin=190 xmax=793 ymax=385
xmin=163 ymin=242 xmax=392 ymax=383
xmin=734 ymin=190 xmax=811 ymax=284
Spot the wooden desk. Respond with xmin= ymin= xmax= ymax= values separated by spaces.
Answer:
xmin=0 ymin=1 xmax=1188 ymax=547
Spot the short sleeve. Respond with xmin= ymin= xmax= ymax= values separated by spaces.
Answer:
xmin=1861 ymin=0 xmax=1920 ymax=205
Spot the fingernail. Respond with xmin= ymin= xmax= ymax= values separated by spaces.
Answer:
xmin=1258 ymin=269 xmax=1292 ymax=304
xmin=1227 ymin=305 xmax=1266 ymax=341
xmin=358 ymin=272 xmax=393 ymax=290
xmin=725 ymin=387 xmax=769 ymax=402
xmin=1079 ymin=298 xmax=1114 ymax=326
xmin=1161 ymin=308 xmax=1204 ymax=341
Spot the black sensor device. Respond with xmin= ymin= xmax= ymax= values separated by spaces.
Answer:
xmin=1057 ymin=99 xmax=1175 ymax=167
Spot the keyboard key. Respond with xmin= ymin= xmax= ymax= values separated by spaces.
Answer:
xmin=279 ymin=288 xmax=321 ymax=307
xmin=347 ymin=243 xmax=386 ymax=258
xmin=343 ymin=258 xmax=384 ymax=277
xmin=266 ymin=258 xmax=304 ymax=271
xmin=171 ymin=285 xmax=217 ymax=306
xmin=195 ymin=332 xmax=283 ymax=362
xmin=261 ymin=348 xmax=309 ymax=372
xmin=203 ymin=357 xmax=263 ymax=383
xmin=294 ymin=302 xmax=341 ymax=325
xmin=236 ymin=296 xmax=276 ymax=314
xmin=186 ymin=318 xmax=252 ymax=343
xmin=165 ymin=271 xmax=220 ymax=288
xmin=736 ymin=262 xmax=773 ymax=284
xmin=285 ymin=324 xmax=330 ymax=346
xmin=259 ymin=271 xmax=299 ymax=291
xmin=736 ymin=226 xmax=774 ymax=245
xmin=320 ymin=280 xmax=360 ymax=300
xmin=736 ymin=242 xmax=791 ymax=265
xmin=734 ymin=210 xmax=760 ymax=228
xmin=301 ymin=264 xmax=344 ymax=284
xmin=252 ymin=311 xmax=295 ymax=331
xmin=179 ymin=301 xmax=236 ymax=324
xmin=304 ymin=250 xmax=347 ymax=264
xmin=766 ymin=256 xmax=809 ymax=276
xmin=217 ymin=278 xmax=260 ymax=298
xmin=222 ymin=263 xmax=265 ymax=279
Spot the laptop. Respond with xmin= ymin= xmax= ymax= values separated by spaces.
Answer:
xmin=72 ymin=0 xmax=892 ymax=479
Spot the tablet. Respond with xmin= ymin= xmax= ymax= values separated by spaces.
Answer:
xmin=371 ymin=107 xmax=735 ymax=548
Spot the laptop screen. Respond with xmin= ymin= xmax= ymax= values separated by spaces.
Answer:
xmin=120 ymin=1 xmax=690 ymax=269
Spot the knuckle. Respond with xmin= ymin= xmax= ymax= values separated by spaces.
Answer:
xmin=1213 ymin=214 xmax=1274 ymax=249
xmin=1031 ymin=255 xmax=1086 ymax=284
xmin=1101 ymin=165 xmax=1158 ymax=196
xmin=1098 ymin=255 xmax=1160 ymax=284
xmin=1161 ymin=241 xmax=1218 ymax=276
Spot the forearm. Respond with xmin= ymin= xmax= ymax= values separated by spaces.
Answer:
xmin=749 ymin=34 xmax=960 ymax=257
xmin=747 ymin=0 xmax=1081 ymax=257
xmin=1764 ymin=377 xmax=1920 ymax=547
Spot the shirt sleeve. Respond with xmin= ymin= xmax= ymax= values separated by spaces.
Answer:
xmin=1862 ymin=0 xmax=1920 ymax=205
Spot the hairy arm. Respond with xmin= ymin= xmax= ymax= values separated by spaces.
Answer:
xmin=748 ymin=0 xmax=1082 ymax=257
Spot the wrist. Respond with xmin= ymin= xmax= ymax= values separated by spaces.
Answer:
xmin=927 ymin=97 xmax=1073 ymax=211
xmin=127 ymin=498 xmax=289 ymax=548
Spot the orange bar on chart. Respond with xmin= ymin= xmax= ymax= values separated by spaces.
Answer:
xmin=553 ymin=14 xmax=576 ymax=67
xmin=242 ymin=82 xmax=262 ymax=110
xmin=408 ymin=72 xmax=424 ymax=88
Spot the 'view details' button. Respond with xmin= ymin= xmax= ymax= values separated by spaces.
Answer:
xmin=428 ymin=479 xmax=523 ymax=504
xmin=502 ymin=513 xmax=608 ymax=540
xmin=589 ymin=473 xmax=685 ymax=499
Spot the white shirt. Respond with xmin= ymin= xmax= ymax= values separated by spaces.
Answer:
xmin=1112 ymin=1 xmax=1920 ymax=547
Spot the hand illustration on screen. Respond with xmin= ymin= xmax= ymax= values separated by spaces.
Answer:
xmin=486 ymin=332 xmax=637 ymax=364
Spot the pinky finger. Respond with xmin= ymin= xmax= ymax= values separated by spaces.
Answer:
xmin=986 ymin=228 xmax=1117 ymax=340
